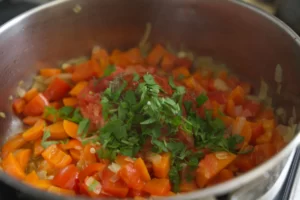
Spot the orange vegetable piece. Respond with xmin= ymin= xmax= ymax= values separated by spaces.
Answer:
xmin=119 ymin=48 xmax=144 ymax=66
xmin=217 ymin=70 xmax=228 ymax=81
xmin=23 ymin=116 xmax=41 ymax=126
xmin=134 ymin=158 xmax=151 ymax=181
xmin=119 ymin=163 xmax=145 ymax=190
xmin=14 ymin=149 xmax=31 ymax=171
xmin=152 ymin=153 xmax=171 ymax=179
xmin=183 ymin=76 xmax=205 ymax=93
xmin=42 ymin=144 xmax=72 ymax=169
xmin=196 ymin=152 xmax=236 ymax=188
xmin=229 ymin=86 xmax=245 ymax=105
xmin=262 ymin=119 xmax=275 ymax=132
xmin=22 ymin=119 xmax=45 ymax=141
xmin=207 ymin=169 xmax=234 ymax=186
xmin=12 ymin=98 xmax=26 ymax=114
xmin=48 ymin=186 xmax=75 ymax=196
xmin=69 ymin=149 xmax=81 ymax=162
xmin=45 ymin=121 xmax=69 ymax=140
xmin=40 ymin=68 xmax=61 ymax=77
xmin=225 ymin=99 xmax=236 ymax=117
xmin=23 ymin=88 xmax=39 ymax=102
xmin=256 ymin=131 xmax=273 ymax=144
xmin=69 ymin=81 xmax=88 ymax=96
xmin=142 ymin=178 xmax=171 ymax=196
xmin=257 ymin=108 xmax=275 ymax=120
xmin=220 ymin=116 xmax=234 ymax=128
xmin=37 ymin=160 xmax=56 ymax=175
xmin=179 ymin=180 xmax=198 ymax=192
xmin=146 ymin=44 xmax=167 ymax=66
xmin=172 ymin=66 xmax=191 ymax=80
xmin=1 ymin=134 xmax=27 ymax=158
xmin=34 ymin=139 xmax=44 ymax=157
xmin=72 ymin=60 xmax=98 ymax=82
xmin=78 ymin=163 xmax=106 ymax=182
xmin=92 ymin=47 xmax=109 ymax=71
xmin=58 ymin=139 xmax=82 ymax=151
xmin=24 ymin=171 xmax=52 ymax=190
xmin=252 ymin=143 xmax=276 ymax=165
xmin=63 ymin=120 xmax=79 ymax=138
xmin=23 ymin=93 xmax=49 ymax=116
xmin=161 ymin=53 xmax=177 ymax=71
xmin=63 ymin=97 xmax=78 ymax=107
xmin=43 ymin=78 xmax=71 ymax=101
xmin=115 ymin=155 xmax=134 ymax=166
xmin=77 ymin=144 xmax=97 ymax=169
xmin=2 ymin=153 xmax=26 ymax=180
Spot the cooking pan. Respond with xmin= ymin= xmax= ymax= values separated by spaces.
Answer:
xmin=0 ymin=0 xmax=300 ymax=199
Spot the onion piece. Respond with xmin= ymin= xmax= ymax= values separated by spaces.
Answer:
xmin=214 ymin=78 xmax=229 ymax=92
xmin=234 ymin=105 xmax=243 ymax=116
xmin=276 ymin=124 xmax=295 ymax=142
xmin=110 ymin=174 xmax=120 ymax=183
xmin=216 ymin=152 xmax=229 ymax=160
xmin=258 ymin=79 xmax=268 ymax=100
xmin=276 ymin=107 xmax=287 ymax=123
xmin=232 ymin=117 xmax=246 ymax=135
xmin=108 ymin=162 xmax=121 ymax=173
xmin=147 ymin=153 xmax=162 ymax=164
xmin=16 ymin=86 xmax=26 ymax=98
xmin=275 ymin=64 xmax=282 ymax=83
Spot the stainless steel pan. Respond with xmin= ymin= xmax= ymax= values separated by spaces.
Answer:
xmin=0 ymin=0 xmax=300 ymax=199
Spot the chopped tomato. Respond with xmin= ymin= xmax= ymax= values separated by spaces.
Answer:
xmin=79 ymin=163 xmax=106 ymax=182
xmin=119 ymin=163 xmax=145 ymax=190
xmin=44 ymin=78 xmax=71 ymax=101
xmin=52 ymin=164 xmax=79 ymax=190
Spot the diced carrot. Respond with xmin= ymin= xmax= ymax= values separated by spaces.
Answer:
xmin=23 ymin=93 xmax=49 ymax=116
xmin=63 ymin=120 xmax=79 ymax=138
xmin=110 ymin=49 xmax=122 ymax=65
xmin=69 ymin=149 xmax=81 ymax=162
xmin=48 ymin=186 xmax=75 ymax=196
xmin=72 ymin=60 xmax=98 ymax=82
xmin=183 ymin=76 xmax=205 ymax=94
xmin=92 ymin=48 xmax=109 ymax=73
xmin=69 ymin=81 xmax=88 ymax=97
xmin=220 ymin=116 xmax=234 ymax=128
xmin=142 ymin=178 xmax=171 ymax=196
xmin=179 ymin=180 xmax=198 ymax=192
xmin=232 ymin=118 xmax=252 ymax=146
xmin=146 ymin=44 xmax=167 ymax=66
xmin=256 ymin=131 xmax=273 ymax=144
xmin=152 ymin=153 xmax=171 ymax=179
xmin=62 ymin=97 xmax=78 ymax=107
xmin=14 ymin=149 xmax=31 ymax=171
xmin=262 ymin=119 xmax=275 ymax=132
xmin=134 ymin=158 xmax=151 ymax=181
xmin=172 ymin=67 xmax=191 ymax=80
xmin=42 ymin=144 xmax=72 ymax=169
xmin=196 ymin=152 xmax=236 ymax=188
xmin=43 ymin=78 xmax=71 ymax=101
xmin=34 ymin=139 xmax=44 ymax=157
xmin=22 ymin=119 xmax=45 ymax=141
xmin=58 ymin=139 xmax=82 ymax=151
xmin=161 ymin=53 xmax=177 ymax=71
xmin=233 ymin=154 xmax=254 ymax=172
xmin=229 ymin=86 xmax=245 ymax=105
xmin=1 ymin=134 xmax=27 ymax=158
xmin=12 ymin=98 xmax=26 ymax=114
xmin=40 ymin=68 xmax=61 ymax=77
xmin=119 ymin=163 xmax=145 ymax=190
xmin=115 ymin=155 xmax=134 ymax=166
xmin=23 ymin=116 xmax=42 ymax=126
xmin=23 ymin=88 xmax=39 ymax=102
xmin=123 ymin=48 xmax=144 ymax=65
xmin=24 ymin=171 xmax=52 ymax=190
xmin=45 ymin=121 xmax=69 ymax=140
xmin=2 ymin=153 xmax=26 ymax=180
xmin=225 ymin=99 xmax=236 ymax=117
xmin=257 ymin=108 xmax=275 ymax=120
xmin=272 ymin=130 xmax=286 ymax=152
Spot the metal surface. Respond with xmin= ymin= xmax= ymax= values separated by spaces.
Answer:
xmin=0 ymin=0 xmax=300 ymax=199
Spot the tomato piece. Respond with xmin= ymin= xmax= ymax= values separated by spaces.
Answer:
xmin=12 ymin=98 xmax=26 ymax=114
xmin=101 ymin=167 xmax=129 ymax=198
xmin=249 ymin=122 xmax=264 ymax=144
xmin=207 ymin=91 xmax=228 ymax=105
xmin=119 ymin=163 xmax=145 ymax=190
xmin=79 ymin=163 xmax=106 ymax=182
xmin=52 ymin=164 xmax=79 ymax=191
xmin=44 ymin=78 xmax=71 ymax=101
xmin=243 ymin=100 xmax=261 ymax=117
xmin=23 ymin=93 xmax=49 ymax=116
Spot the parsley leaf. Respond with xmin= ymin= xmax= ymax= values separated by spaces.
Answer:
xmin=77 ymin=118 xmax=90 ymax=137
xmin=196 ymin=93 xmax=208 ymax=107
xmin=133 ymin=73 xmax=140 ymax=82
xmin=103 ymin=64 xmax=116 ymax=77
xmin=41 ymin=129 xmax=58 ymax=149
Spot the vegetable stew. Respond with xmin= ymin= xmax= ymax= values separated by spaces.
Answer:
xmin=0 ymin=44 xmax=287 ymax=198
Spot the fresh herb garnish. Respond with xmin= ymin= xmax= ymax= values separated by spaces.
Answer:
xmin=41 ymin=129 xmax=58 ymax=149
xmin=77 ymin=118 xmax=90 ymax=137
xmin=196 ymin=93 xmax=208 ymax=107
xmin=103 ymin=64 xmax=116 ymax=77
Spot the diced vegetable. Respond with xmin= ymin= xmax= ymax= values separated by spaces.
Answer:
xmin=134 ymin=158 xmax=151 ymax=181
xmin=23 ymin=93 xmax=49 ymax=116
xmin=40 ymin=68 xmax=62 ymax=77
xmin=24 ymin=88 xmax=39 ymax=102
xmin=2 ymin=134 xmax=27 ymax=158
xmin=42 ymin=144 xmax=72 ymax=169
xmin=12 ymin=98 xmax=26 ymax=114
xmin=69 ymin=81 xmax=88 ymax=97
xmin=78 ymin=163 xmax=106 ymax=182
xmin=63 ymin=120 xmax=79 ymax=138
xmin=143 ymin=178 xmax=171 ymax=196
xmin=2 ymin=153 xmax=26 ymax=180
xmin=43 ymin=78 xmax=71 ymax=101
xmin=22 ymin=119 xmax=45 ymax=141
xmin=14 ymin=149 xmax=31 ymax=171
xmin=52 ymin=164 xmax=79 ymax=190
xmin=151 ymin=153 xmax=171 ymax=179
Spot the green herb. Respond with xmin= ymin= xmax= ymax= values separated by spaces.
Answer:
xmin=44 ymin=106 xmax=59 ymax=121
xmin=133 ymin=73 xmax=140 ymax=82
xmin=87 ymin=179 xmax=100 ymax=192
xmin=169 ymin=166 xmax=180 ymax=193
xmin=168 ymin=76 xmax=186 ymax=103
xmin=59 ymin=106 xmax=74 ymax=118
xmin=41 ymin=129 xmax=58 ymax=149
xmin=103 ymin=64 xmax=116 ymax=77
xmin=77 ymin=118 xmax=90 ymax=137
xmin=196 ymin=93 xmax=208 ymax=107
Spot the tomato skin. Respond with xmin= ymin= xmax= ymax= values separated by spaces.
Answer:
xmin=23 ymin=93 xmax=49 ymax=116
xmin=101 ymin=167 xmax=129 ymax=198
xmin=44 ymin=78 xmax=71 ymax=101
xmin=52 ymin=164 xmax=79 ymax=191
xmin=118 ymin=163 xmax=145 ymax=190
xmin=78 ymin=163 xmax=106 ymax=182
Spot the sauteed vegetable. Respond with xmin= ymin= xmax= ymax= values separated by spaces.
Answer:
xmin=0 ymin=44 xmax=286 ymax=198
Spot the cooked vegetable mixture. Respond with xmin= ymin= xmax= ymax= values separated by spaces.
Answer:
xmin=0 ymin=44 xmax=286 ymax=198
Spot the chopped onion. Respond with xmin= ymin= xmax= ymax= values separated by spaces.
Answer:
xmin=232 ymin=117 xmax=246 ymax=135
xmin=275 ymin=64 xmax=282 ymax=83
xmin=16 ymin=87 xmax=26 ymax=98
xmin=214 ymin=78 xmax=229 ymax=91
xmin=277 ymin=83 xmax=282 ymax=94
xmin=37 ymin=170 xmax=47 ymax=179
xmin=92 ymin=46 xmax=101 ymax=54
xmin=276 ymin=107 xmax=287 ymax=123
xmin=177 ymin=51 xmax=187 ymax=58
xmin=63 ymin=56 xmax=88 ymax=66
xmin=18 ymin=80 xmax=24 ymax=86
xmin=108 ymin=162 xmax=121 ymax=173
xmin=89 ymin=147 xmax=96 ymax=154
xmin=8 ymin=95 xmax=13 ymax=101
xmin=31 ymin=81 xmax=47 ymax=92
xmin=288 ymin=106 xmax=297 ymax=126
xmin=34 ymin=75 xmax=46 ymax=84
xmin=110 ymin=174 xmax=120 ymax=183
xmin=258 ymin=79 xmax=268 ymax=100
xmin=0 ymin=112 xmax=6 ymax=119
xmin=47 ymin=175 xmax=54 ymax=180
xmin=147 ymin=153 xmax=162 ymax=164
xmin=61 ymin=63 xmax=71 ymax=70
xmin=216 ymin=152 xmax=229 ymax=160
xmin=246 ymin=95 xmax=260 ymax=102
